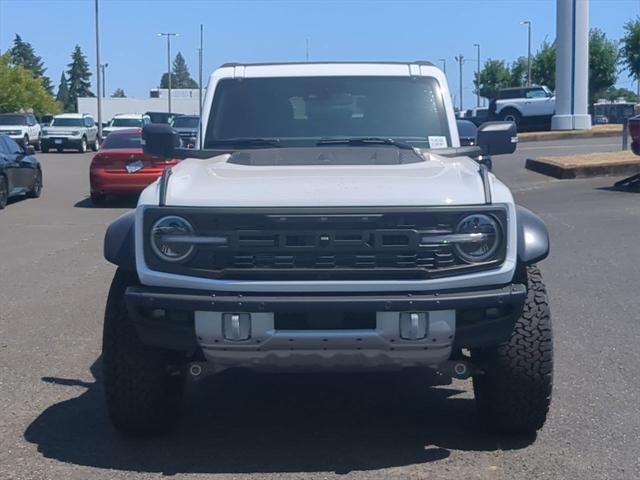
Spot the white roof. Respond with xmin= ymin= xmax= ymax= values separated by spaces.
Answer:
xmin=54 ymin=113 xmax=91 ymax=118
xmin=112 ymin=113 xmax=147 ymax=118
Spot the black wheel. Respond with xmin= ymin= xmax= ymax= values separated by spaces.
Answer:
xmin=27 ymin=169 xmax=42 ymax=198
xmin=79 ymin=137 xmax=87 ymax=153
xmin=500 ymin=109 xmax=522 ymax=128
xmin=102 ymin=269 xmax=185 ymax=434
xmin=472 ymin=265 xmax=553 ymax=434
xmin=41 ymin=144 xmax=49 ymax=153
xmin=23 ymin=135 xmax=30 ymax=149
xmin=35 ymin=134 xmax=42 ymax=151
xmin=0 ymin=176 xmax=8 ymax=209
xmin=90 ymin=192 xmax=106 ymax=205
xmin=92 ymin=136 xmax=100 ymax=151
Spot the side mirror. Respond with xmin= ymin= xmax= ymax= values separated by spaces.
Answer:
xmin=477 ymin=121 xmax=518 ymax=156
xmin=142 ymin=124 xmax=181 ymax=159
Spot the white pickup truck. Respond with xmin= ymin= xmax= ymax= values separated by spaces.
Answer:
xmin=102 ymin=62 xmax=552 ymax=435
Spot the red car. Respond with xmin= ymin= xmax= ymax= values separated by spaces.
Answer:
xmin=89 ymin=128 xmax=177 ymax=204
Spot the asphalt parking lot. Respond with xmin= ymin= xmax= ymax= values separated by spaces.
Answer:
xmin=1 ymin=136 xmax=639 ymax=479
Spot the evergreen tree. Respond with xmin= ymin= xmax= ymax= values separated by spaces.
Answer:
xmin=56 ymin=72 xmax=70 ymax=111
xmin=160 ymin=52 xmax=198 ymax=89
xmin=10 ymin=34 xmax=53 ymax=94
xmin=111 ymin=88 xmax=126 ymax=98
xmin=66 ymin=45 xmax=93 ymax=112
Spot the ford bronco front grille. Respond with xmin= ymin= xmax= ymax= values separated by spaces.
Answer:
xmin=143 ymin=206 xmax=508 ymax=281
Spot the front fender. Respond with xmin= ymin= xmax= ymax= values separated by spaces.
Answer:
xmin=104 ymin=211 xmax=136 ymax=271
xmin=516 ymin=205 xmax=549 ymax=265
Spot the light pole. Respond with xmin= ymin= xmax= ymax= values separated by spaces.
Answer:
xmin=94 ymin=0 xmax=102 ymax=138
xmin=473 ymin=44 xmax=481 ymax=108
xmin=438 ymin=58 xmax=446 ymax=75
xmin=521 ymin=21 xmax=532 ymax=86
xmin=455 ymin=54 xmax=464 ymax=112
xmin=158 ymin=32 xmax=179 ymax=113
xmin=100 ymin=63 xmax=108 ymax=97
xmin=305 ymin=38 xmax=310 ymax=62
xmin=198 ymin=24 xmax=203 ymax=149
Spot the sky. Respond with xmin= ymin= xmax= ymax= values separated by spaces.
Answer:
xmin=1 ymin=0 xmax=640 ymax=108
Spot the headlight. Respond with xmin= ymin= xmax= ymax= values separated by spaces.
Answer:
xmin=42 ymin=129 xmax=49 ymax=136
xmin=71 ymin=130 xmax=80 ymax=135
xmin=150 ymin=216 xmax=195 ymax=262
xmin=453 ymin=214 xmax=501 ymax=263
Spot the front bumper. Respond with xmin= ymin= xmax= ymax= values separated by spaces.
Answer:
xmin=125 ymin=283 xmax=526 ymax=369
xmin=42 ymin=137 xmax=83 ymax=148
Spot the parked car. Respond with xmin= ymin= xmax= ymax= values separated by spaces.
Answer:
xmin=145 ymin=111 xmax=180 ymax=124
xmin=41 ymin=113 xmax=100 ymax=153
xmin=171 ymin=114 xmax=199 ymax=147
xmin=0 ymin=113 xmax=42 ymax=150
xmin=592 ymin=115 xmax=609 ymax=125
xmin=102 ymin=113 xmax=151 ymax=137
xmin=89 ymin=128 xmax=177 ymax=205
xmin=490 ymin=85 xmax=555 ymax=130
xmin=0 ymin=134 xmax=42 ymax=209
xmin=102 ymin=61 xmax=551 ymax=436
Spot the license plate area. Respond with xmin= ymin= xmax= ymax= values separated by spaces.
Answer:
xmin=54 ymin=139 xmax=63 ymax=144
xmin=274 ymin=311 xmax=376 ymax=330
xmin=126 ymin=160 xmax=144 ymax=173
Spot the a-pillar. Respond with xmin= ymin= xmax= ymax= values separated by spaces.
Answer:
xmin=552 ymin=0 xmax=591 ymax=130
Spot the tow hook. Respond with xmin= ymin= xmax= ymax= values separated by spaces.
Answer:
xmin=440 ymin=360 xmax=482 ymax=379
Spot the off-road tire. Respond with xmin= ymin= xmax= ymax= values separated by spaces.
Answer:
xmin=472 ymin=265 xmax=552 ymax=434
xmin=79 ymin=137 xmax=87 ymax=153
xmin=92 ymin=136 xmax=100 ymax=152
xmin=102 ymin=269 xmax=185 ymax=434
xmin=500 ymin=108 xmax=522 ymax=128
xmin=0 ymin=175 xmax=8 ymax=209
xmin=27 ymin=169 xmax=42 ymax=198
xmin=41 ymin=144 xmax=49 ymax=153
xmin=23 ymin=135 xmax=30 ymax=149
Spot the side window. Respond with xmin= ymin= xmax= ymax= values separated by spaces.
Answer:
xmin=85 ymin=117 xmax=95 ymax=127
xmin=525 ymin=89 xmax=547 ymax=99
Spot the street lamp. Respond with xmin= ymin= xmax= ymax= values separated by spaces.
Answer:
xmin=100 ymin=63 xmax=108 ymax=98
xmin=455 ymin=54 xmax=465 ymax=112
xmin=438 ymin=58 xmax=447 ymax=75
xmin=158 ymin=32 xmax=179 ymax=113
xmin=521 ymin=21 xmax=532 ymax=86
xmin=473 ymin=44 xmax=481 ymax=108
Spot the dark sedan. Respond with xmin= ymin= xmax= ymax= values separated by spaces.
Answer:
xmin=0 ymin=134 xmax=42 ymax=209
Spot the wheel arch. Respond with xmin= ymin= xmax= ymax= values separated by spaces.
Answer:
xmin=104 ymin=211 xmax=136 ymax=271
xmin=516 ymin=205 xmax=549 ymax=265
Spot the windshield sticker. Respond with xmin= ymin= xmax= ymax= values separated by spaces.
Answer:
xmin=428 ymin=136 xmax=448 ymax=149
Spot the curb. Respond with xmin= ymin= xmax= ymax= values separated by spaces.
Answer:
xmin=519 ymin=129 xmax=622 ymax=143
xmin=525 ymin=157 xmax=640 ymax=179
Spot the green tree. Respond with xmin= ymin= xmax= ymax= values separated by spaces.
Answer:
xmin=56 ymin=72 xmax=70 ymax=111
xmin=509 ymin=57 xmax=529 ymax=87
xmin=589 ymin=28 xmax=619 ymax=104
xmin=531 ymin=40 xmax=556 ymax=90
xmin=66 ymin=45 xmax=93 ymax=112
xmin=9 ymin=34 xmax=53 ymax=94
xmin=111 ymin=88 xmax=126 ymax=98
xmin=603 ymin=86 xmax=638 ymax=103
xmin=160 ymin=52 xmax=198 ymax=89
xmin=621 ymin=17 xmax=640 ymax=94
xmin=0 ymin=53 xmax=61 ymax=115
xmin=473 ymin=59 xmax=512 ymax=100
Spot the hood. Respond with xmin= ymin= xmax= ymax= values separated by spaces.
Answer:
xmin=141 ymin=147 xmax=488 ymax=207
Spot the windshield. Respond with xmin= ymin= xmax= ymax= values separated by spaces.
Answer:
xmin=51 ymin=118 xmax=84 ymax=127
xmin=205 ymin=76 xmax=450 ymax=149
xmin=111 ymin=118 xmax=142 ymax=127
xmin=0 ymin=115 xmax=26 ymax=126
xmin=101 ymin=132 xmax=142 ymax=149
xmin=172 ymin=116 xmax=199 ymax=128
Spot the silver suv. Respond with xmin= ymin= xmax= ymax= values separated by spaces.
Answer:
xmin=41 ymin=113 xmax=100 ymax=153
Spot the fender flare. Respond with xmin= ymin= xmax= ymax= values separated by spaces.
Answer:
xmin=516 ymin=205 xmax=549 ymax=265
xmin=104 ymin=211 xmax=136 ymax=271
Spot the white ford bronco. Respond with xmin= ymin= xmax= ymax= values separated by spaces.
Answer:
xmin=102 ymin=62 xmax=552 ymax=435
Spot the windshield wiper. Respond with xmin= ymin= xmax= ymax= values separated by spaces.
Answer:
xmin=316 ymin=137 xmax=416 ymax=150
xmin=206 ymin=137 xmax=281 ymax=148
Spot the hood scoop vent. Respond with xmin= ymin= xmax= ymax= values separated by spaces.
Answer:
xmin=227 ymin=146 xmax=424 ymax=166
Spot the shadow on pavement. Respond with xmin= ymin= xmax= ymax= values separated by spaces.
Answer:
xmin=25 ymin=357 xmax=535 ymax=475
xmin=74 ymin=195 xmax=138 ymax=209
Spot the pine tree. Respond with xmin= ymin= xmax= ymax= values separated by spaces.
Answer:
xmin=160 ymin=52 xmax=198 ymax=89
xmin=10 ymin=34 xmax=53 ymax=94
xmin=56 ymin=72 xmax=70 ymax=111
xmin=111 ymin=88 xmax=126 ymax=98
xmin=66 ymin=45 xmax=94 ymax=112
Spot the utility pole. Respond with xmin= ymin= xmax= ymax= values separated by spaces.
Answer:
xmin=158 ymin=32 xmax=179 ymax=114
xmin=305 ymin=38 xmax=310 ymax=62
xmin=94 ymin=0 xmax=102 ymax=138
xmin=473 ymin=44 xmax=481 ymax=108
xmin=100 ymin=63 xmax=108 ymax=97
xmin=455 ymin=54 xmax=464 ymax=112
xmin=198 ymin=24 xmax=203 ymax=149
xmin=438 ymin=58 xmax=446 ymax=75
xmin=521 ymin=21 xmax=532 ymax=86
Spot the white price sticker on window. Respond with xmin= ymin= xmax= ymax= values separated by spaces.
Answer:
xmin=428 ymin=136 xmax=448 ymax=149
